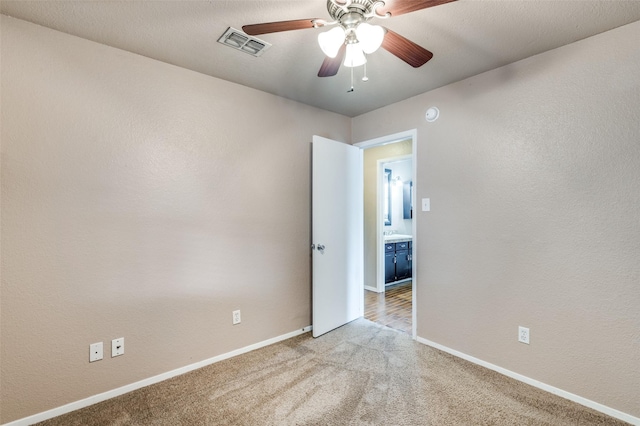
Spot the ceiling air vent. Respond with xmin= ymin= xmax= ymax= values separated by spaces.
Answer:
xmin=217 ymin=27 xmax=271 ymax=57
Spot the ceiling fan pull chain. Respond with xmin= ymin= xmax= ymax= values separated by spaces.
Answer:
xmin=362 ymin=62 xmax=369 ymax=82
xmin=348 ymin=66 xmax=355 ymax=92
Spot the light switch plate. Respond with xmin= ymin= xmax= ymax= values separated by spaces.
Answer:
xmin=422 ymin=198 xmax=430 ymax=212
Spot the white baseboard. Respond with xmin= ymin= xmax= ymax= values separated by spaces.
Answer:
xmin=416 ymin=337 xmax=639 ymax=426
xmin=387 ymin=278 xmax=411 ymax=286
xmin=3 ymin=326 xmax=313 ymax=426
xmin=364 ymin=279 xmax=411 ymax=293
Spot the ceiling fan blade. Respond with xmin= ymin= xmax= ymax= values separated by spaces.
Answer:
xmin=376 ymin=0 xmax=457 ymax=17
xmin=242 ymin=19 xmax=322 ymax=36
xmin=381 ymin=29 xmax=433 ymax=68
xmin=318 ymin=44 xmax=346 ymax=77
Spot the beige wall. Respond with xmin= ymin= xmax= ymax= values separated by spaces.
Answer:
xmin=362 ymin=141 xmax=412 ymax=289
xmin=0 ymin=16 xmax=350 ymax=423
xmin=3 ymin=11 xmax=640 ymax=424
xmin=353 ymin=21 xmax=640 ymax=417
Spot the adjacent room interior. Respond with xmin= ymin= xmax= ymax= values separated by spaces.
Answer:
xmin=2 ymin=1 xmax=639 ymax=425
xmin=362 ymin=139 xmax=414 ymax=335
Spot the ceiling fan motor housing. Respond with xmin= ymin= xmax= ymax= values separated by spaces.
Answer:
xmin=327 ymin=0 xmax=382 ymax=26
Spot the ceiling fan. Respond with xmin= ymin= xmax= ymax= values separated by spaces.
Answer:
xmin=242 ymin=0 xmax=456 ymax=78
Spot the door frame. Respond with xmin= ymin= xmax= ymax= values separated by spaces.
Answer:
xmin=354 ymin=129 xmax=417 ymax=339
xmin=376 ymin=155 xmax=412 ymax=293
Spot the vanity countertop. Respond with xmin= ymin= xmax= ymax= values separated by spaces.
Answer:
xmin=384 ymin=234 xmax=412 ymax=243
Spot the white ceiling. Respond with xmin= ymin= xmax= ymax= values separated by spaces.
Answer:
xmin=3 ymin=0 xmax=640 ymax=117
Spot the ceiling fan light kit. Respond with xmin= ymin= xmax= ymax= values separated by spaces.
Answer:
xmin=318 ymin=26 xmax=346 ymax=58
xmin=315 ymin=2 xmax=386 ymax=69
xmin=356 ymin=22 xmax=385 ymax=54
xmin=242 ymin=0 xmax=457 ymax=85
xmin=344 ymin=43 xmax=367 ymax=67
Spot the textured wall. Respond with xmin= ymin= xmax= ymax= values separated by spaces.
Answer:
xmin=0 ymin=16 xmax=350 ymax=423
xmin=353 ymin=21 xmax=640 ymax=418
xmin=362 ymin=141 xmax=412 ymax=289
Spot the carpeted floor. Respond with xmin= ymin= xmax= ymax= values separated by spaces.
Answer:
xmin=37 ymin=319 xmax=628 ymax=425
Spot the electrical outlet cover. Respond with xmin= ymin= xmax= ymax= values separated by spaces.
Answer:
xmin=232 ymin=310 xmax=241 ymax=325
xmin=90 ymin=342 xmax=103 ymax=362
xmin=112 ymin=337 xmax=124 ymax=357
xmin=518 ymin=326 xmax=530 ymax=344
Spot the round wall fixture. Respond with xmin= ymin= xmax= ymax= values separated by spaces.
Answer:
xmin=425 ymin=107 xmax=440 ymax=122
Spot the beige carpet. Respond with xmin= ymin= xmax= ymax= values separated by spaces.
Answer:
xmin=38 ymin=319 xmax=627 ymax=425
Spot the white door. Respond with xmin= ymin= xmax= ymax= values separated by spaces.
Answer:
xmin=312 ymin=135 xmax=363 ymax=338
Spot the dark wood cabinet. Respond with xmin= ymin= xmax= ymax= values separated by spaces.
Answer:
xmin=385 ymin=250 xmax=396 ymax=283
xmin=395 ymin=250 xmax=411 ymax=280
xmin=384 ymin=241 xmax=412 ymax=284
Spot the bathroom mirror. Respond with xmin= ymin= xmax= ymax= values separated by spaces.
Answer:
xmin=384 ymin=169 xmax=391 ymax=226
xmin=403 ymin=181 xmax=413 ymax=219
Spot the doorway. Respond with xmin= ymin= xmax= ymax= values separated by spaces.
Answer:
xmin=363 ymin=281 xmax=412 ymax=334
xmin=355 ymin=130 xmax=417 ymax=338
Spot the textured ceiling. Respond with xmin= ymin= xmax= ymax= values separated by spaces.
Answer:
xmin=3 ymin=0 xmax=640 ymax=117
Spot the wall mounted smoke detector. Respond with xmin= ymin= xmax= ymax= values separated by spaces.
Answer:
xmin=425 ymin=107 xmax=439 ymax=122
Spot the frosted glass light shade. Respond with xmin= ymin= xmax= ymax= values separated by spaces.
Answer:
xmin=344 ymin=43 xmax=367 ymax=67
xmin=356 ymin=23 xmax=384 ymax=54
xmin=318 ymin=27 xmax=346 ymax=58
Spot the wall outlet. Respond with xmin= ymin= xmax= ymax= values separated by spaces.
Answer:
xmin=111 ymin=337 xmax=124 ymax=357
xmin=89 ymin=342 xmax=103 ymax=362
xmin=518 ymin=326 xmax=530 ymax=344
xmin=232 ymin=310 xmax=241 ymax=325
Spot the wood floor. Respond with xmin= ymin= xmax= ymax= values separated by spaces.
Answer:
xmin=364 ymin=281 xmax=412 ymax=334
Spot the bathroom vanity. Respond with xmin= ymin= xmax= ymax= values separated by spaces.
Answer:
xmin=384 ymin=235 xmax=412 ymax=285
